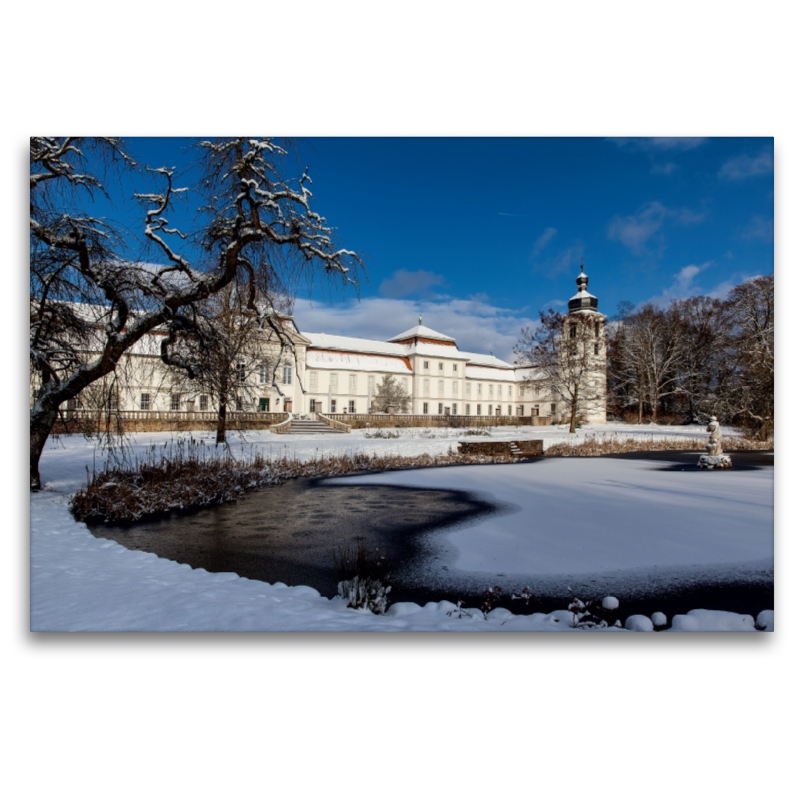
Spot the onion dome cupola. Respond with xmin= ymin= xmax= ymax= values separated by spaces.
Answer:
xmin=568 ymin=265 xmax=599 ymax=313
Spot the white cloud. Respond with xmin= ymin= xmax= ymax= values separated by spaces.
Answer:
xmin=608 ymin=202 xmax=705 ymax=256
xmin=531 ymin=241 xmax=584 ymax=277
xmin=531 ymin=226 xmax=557 ymax=257
xmin=674 ymin=207 xmax=706 ymax=225
xmin=651 ymin=162 xmax=678 ymax=175
xmin=719 ymin=148 xmax=774 ymax=180
xmin=379 ymin=269 xmax=445 ymax=298
xmin=293 ymin=296 xmax=538 ymax=363
xmin=608 ymin=201 xmax=668 ymax=256
xmin=642 ymin=262 xmax=713 ymax=306
xmin=740 ymin=215 xmax=774 ymax=241
xmin=609 ymin=137 xmax=707 ymax=152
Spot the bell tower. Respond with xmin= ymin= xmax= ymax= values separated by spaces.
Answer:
xmin=563 ymin=265 xmax=607 ymax=423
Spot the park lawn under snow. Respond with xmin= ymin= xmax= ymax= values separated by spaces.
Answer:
xmin=30 ymin=424 xmax=774 ymax=632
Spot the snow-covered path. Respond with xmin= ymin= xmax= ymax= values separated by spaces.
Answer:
xmin=30 ymin=425 xmax=773 ymax=631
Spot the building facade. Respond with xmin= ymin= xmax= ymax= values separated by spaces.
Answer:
xmin=60 ymin=268 xmax=607 ymax=424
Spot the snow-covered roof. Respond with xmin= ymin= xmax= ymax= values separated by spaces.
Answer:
xmin=459 ymin=351 xmax=514 ymax=369
xmin=302 ymin=332 xmax=409 ymax=357
xmin=410 ymin=342 xmax=471 ymax=360
xmin=305 ymin=350 xmax=411 ymax=374
xmin=386 ymin=324 xmax=456 ymax=344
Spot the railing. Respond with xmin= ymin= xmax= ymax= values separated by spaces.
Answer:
xmin=324 ymin=413 xmax=552 ymax=427
xmin=271 ymin=412 xmax=294 ymax=434
xmin=316 ymin=412 xmax=352 ymax=433
xmin=58 ymin=409 xmax=289 ymax=423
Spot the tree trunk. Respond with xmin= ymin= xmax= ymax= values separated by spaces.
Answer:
xmin=30 ymin=400 xmax=59 ymax=491
xmin=216 ymin=399 xmax=227 ymax=444
xmin=569 ymin=393 xmax=578 ymax=434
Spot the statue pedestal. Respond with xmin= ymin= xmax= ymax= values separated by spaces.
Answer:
xmin=698 ymin=454 xmax=733 ymax=470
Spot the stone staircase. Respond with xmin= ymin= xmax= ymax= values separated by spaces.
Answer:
xmin=284 ymin=418 xmax=347 ymax=435
xmin=509 ymin=441 xmax=523 ymax=458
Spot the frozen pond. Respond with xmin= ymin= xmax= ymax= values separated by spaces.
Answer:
xmin=88 ymin=452 xmax=773 ymax=618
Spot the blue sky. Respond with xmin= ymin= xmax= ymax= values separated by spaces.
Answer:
xmin=101 ymin=137 xmax=773 ymax=361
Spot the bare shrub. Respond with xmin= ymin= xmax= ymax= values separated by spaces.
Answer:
xmin=333 ymin=539 xmax=391 ymax=614
xmin=70 ymin=439 xmax=274 ymax=522
xmin=544 ymin=432 xmax=773 ymax=457
xmin=363 ymin=429 xmax=400 ymax=439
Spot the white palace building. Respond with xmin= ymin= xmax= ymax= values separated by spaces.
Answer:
xmin=77 ymin=268 xmax=607 ymax=424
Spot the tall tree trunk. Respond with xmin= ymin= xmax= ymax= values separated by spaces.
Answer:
xmin=30 ymin=400 xmax=59 ymax=491
xmin=569 ymin=392 xmax=578 ymax=433
xmin=216 ymin=399 xmax=227 ymax=444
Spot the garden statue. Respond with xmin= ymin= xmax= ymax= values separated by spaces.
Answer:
xmin=698 ymin=415 xmax=732 ymax=469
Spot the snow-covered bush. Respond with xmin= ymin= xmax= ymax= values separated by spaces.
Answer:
xmin=333 ymin=540 xmax=391 ymax=615
xmin=337 ymin=576 xmax=391 ymax=614
xmin=566 ymin=592 xmax=622 ymax=629
xmin=363 ymin=429 xmax=400 ymax=439
xmin=651 ymin=612 xmax=668 ymax=629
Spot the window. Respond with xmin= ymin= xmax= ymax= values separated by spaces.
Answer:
xmin=453 ymin=364 xmax=458 ymax=373
xmin=594 ymin=343 xmax=600 ymax=355
xmin=260 ymin=398 xmax=269 ymax=412
xmin=519 ymin=385 xmax=525 ymax=397
xmin=439 ymin=362 xmax=444 ymax=371
xmin=236 ymin=362 xmax=246 ymax=382
xmin=235 ymin=396 xmax=245 ymax=411
xmin=309 ymin=371 xmax=317 ymax=388
xmin=466 ymin=383 xmax=471 ymax=395
xmin=140 ymin=393 xmax=151 ymax=410
xmin=508 ymin=405 xmax=512 ymax=416
xmin=349 ymin=374 xmax=356 ymax=390
xmin=477 ymin=383 xmax=482 ymax=396
xmin=309 ymin=399 xmax=316 ymax=413
xmin=532 ymin=404 xmax=539 ymax=416
xmin=595 ymin=322 xmax=600 ymax=338
xmin=330 ymin=372 xmax=338 ymax=388
xmin=402 ymin=377 xmax=408 ymax=393
xmin=438 ymin=380 xmax=444 ymax=397
xmin=452 ymin=381 xmax=458 ymax=396
xmin=199 ymin=394 xmax=208 ymax=411
xmin=477 ymin=404 xmax=482 ymax=415
xmin=423 ymin=402 xmax=429 ymax=414
xmin=508 ymin=385 xmax=512 ymax=397
xmin=535 ymin=385 xmax=540 ymax=396
xmin=330 ymin=399 xmax=336 ymax=413
xmin=517 ymin=406 xmax=523 ymax=416
xmin=282 ymin=364 xmax=292 ymax=385
xmin=170 ymin=393 xmax=181 ymax=411
xmin=348 ymin=399 xmax=356 ymax=413
xmin=259 ymin=362 xmax=272 ymax=384
xmin=368 ymin=376 xmax=375 ymax=392
xmin=423 ymin=361 xmax=429 ymax=370
xmin=465 ymin=404 xmax=470 ymax=415
xmin=489 ymin=385 xmax=493 ymax=397
xmin=423 ymin=378 xmax=429 ymax=396
xmin=438 ymin=403 xmax=443 ymax=414
xmin=569 ymin=324 xmax=577 ymax=339
xmin=551 ymin=403 xmax=556 ymax=415
xmin=452 ymin=403 xmax=458 ymax=415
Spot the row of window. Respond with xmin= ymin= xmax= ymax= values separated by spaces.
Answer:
xmin=143 ymin=392 xmax=560 ymax=417
xmin=420 ymin=360 xmax=460 ymax=374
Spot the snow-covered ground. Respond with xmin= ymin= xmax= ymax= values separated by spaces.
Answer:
xmin=30 ymin=424 xmax=773 ymax=631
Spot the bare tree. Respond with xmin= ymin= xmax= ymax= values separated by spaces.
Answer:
xmin=607 ymin=303 xmax=686 ymax=423
xmin=30 ymin=137 xmax=363 ymax=489
xmin=371 ymin=374 xmax=411 ymax=413
xmin=515 ymin=309 xmax=605 ymax=433
xmin=722 ymin=275 xmax=774 ymax=437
